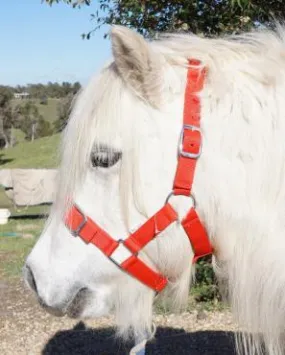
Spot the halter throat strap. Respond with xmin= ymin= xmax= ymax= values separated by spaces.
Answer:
xmin=64 ymin=59 xmax=213 ymax=292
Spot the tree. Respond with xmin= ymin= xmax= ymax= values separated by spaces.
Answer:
xmin=36 ymin=117 xmax=53 ymax=138
xmin=14 ymin=82 xmax=81 ymax=99
xmin=0 ymin=86 xmax=14 ymax=148
xmin=44 ymin=1 xmax=285 ymax=37
xmin=54 ymin=93 xmax=74 ymax=132
xmin=73 ymin=82 xmax=81 ymax=94
xmin=40 ymin=95 xmax=48 ymax=105
xmin=15 ymin=101 xmax=43 ymax=141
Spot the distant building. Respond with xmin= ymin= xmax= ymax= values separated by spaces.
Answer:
xmin=14 ymin=92 xmax=30 ymax=99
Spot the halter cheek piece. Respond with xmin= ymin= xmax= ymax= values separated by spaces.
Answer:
xmin=65 ymin=59 xmax=213 ymax=293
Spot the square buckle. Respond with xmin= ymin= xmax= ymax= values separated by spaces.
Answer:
xmin=178 ymin=124 xmax=202 ymax=159
xmin=70 ymin=206 xmax=87 ymax=237
xmin=109 ymin=240 xmax=135 ymax=266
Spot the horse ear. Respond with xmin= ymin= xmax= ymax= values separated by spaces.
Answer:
xmin=110 ymin=26 xmax=162 ymax=107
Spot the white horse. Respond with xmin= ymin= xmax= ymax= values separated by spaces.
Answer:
xmin=24 ymin=25 xmax=285 ymax=355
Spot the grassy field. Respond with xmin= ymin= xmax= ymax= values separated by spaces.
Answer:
xmin=34 ymin=98 xmax=59 ymax=122
xmin=11 ymin=128 xmax=26 ymax=145
xmin=0 ymin=134 xmax=60 ymax=169
xmin=0 ymin=218 xmax=45 ymax=278
xmin=0 ymin=133 xmax=59 ymax=209
xmin=0 ymin=131 xmax=59 ymax=279
xmin=11 ymin=98 xmax=59 ymax=122
xmin=0 ymin=187 xmax=13 ymax=208
xmin=10 ymin=98 xmax=59 ymax=145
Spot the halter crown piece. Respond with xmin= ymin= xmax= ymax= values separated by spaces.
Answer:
xmin=65 ymin=59 xmax=213 ymax=293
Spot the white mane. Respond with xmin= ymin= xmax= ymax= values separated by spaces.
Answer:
xmin=55 ymin=26 xmax=285 ymax=354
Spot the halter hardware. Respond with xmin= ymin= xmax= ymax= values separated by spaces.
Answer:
xmin=179 ymin=124 xmax=202 ymax=159
xmin=109 ymin=239 xmax=138 ymax=266
xmin=64 ymin=59 xmax=213 ymax=292
xmin=165 ymin=191 xmax=196 ymax=209
xmin=69 ymin=206 xmax=87 ymax=237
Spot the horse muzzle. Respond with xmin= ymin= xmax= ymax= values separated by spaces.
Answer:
xmin=23 ymin=263 xmax=89 ymax=318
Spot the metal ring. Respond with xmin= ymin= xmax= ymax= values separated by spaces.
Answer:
xmin=165 ymin=192 xmax=196 ymax=208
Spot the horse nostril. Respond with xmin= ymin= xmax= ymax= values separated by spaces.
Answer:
xmin=24 ymin=265 xmax=38 ymax=294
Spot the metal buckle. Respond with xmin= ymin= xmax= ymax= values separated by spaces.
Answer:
xmin=70 ymin=206 xmax=87 ymax=237
xmin=178 ymin=124 xmax=202 ymax=159
xmin=109 ymin=239 xmax=136 ymax=267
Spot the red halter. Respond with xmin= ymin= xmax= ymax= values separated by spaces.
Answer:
xmin=65 ymin=59 xmax=213 ymax=293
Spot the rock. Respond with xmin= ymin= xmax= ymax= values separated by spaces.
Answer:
xmin=196 ymin=310 xmax=207 ymax=321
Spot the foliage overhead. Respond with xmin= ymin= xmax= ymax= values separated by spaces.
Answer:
xmin=44 ymin=0 xmax=285 ymax=38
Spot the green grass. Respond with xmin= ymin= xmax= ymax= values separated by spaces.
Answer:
xmin=0 ymin=125 xmax=60 ymax=278
xmin=35 ymin=98 xmax=59 ymax=122
xmin=11 ymin=128 xmax=26 ymax=145
xmin=0 ymin=100 xmax=60 ymax=281
xmin=9 ymin=98 xmax=60 ymax=145
xmin=0 ymin=133 xmax=59 ymax=211
xmin=11 ymin=98 xmax=59 ymax=122
xmin=0 ymin=188 xmax=13 ymax=208
xmin=0 ymin=134 xmax=60 ymax=169
xmin=0 ymin=218 xmax=45 ymax=278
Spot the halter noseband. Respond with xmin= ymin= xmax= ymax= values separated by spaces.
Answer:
xmin=65 ymin=59 xmax=213 ymax=293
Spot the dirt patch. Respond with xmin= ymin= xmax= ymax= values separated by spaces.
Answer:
xmin=0 ymin=251 xmax=14 ymax=263
xmin=0 ymin=281 xmax=238 ymax=355
xmin=0 ymin=251 xmax=16 ymax=276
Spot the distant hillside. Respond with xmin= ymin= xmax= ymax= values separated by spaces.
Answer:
xmin=0 ymin=134 xmax=60 ymax=169
xmin=9 ymin=98 xmax=60 ymax=145
xmin=11 ymin=98 xmax=59 ymax=122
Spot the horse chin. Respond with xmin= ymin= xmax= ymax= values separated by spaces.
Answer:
xmin=37 ymin=284 xmax=112 ymax=319
xmin=38 ymin=287 xmax=90 ymax=318
xmin=66 ymin=288 xmax=112 ymax=319
xmin=65 ymin=287 xmax=91 ymax=318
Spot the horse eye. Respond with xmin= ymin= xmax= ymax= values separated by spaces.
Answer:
xmin=91 ymin=149 xmax=122 ymax=168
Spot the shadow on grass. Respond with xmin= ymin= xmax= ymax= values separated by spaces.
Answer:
xmin=10 ymin=214 xmax=48 ymax=220
xmin=0 ymin=154 xmax=13 ymax=165
xmin=9 ymin=203 xmax=51 ymax=219
xmin=43 ymin=321 xmax=236 ymax=355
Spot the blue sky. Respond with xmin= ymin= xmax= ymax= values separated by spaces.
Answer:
xmin=0 ymin=1 xmax=111 ymax=86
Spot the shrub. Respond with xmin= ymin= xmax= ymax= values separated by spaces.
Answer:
xmin=192 ymin=256 xmax=221 ymax=303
